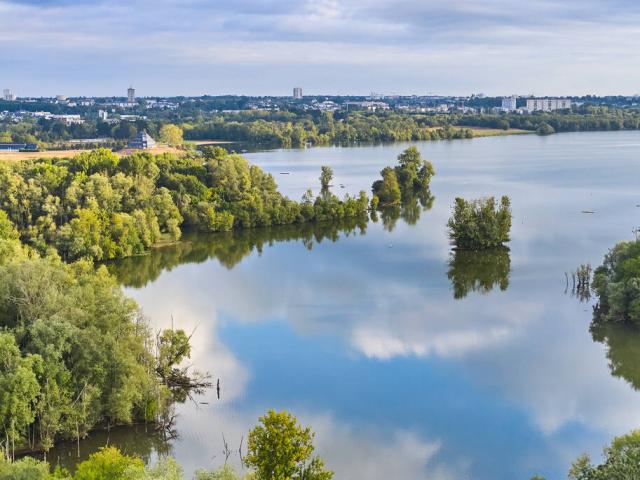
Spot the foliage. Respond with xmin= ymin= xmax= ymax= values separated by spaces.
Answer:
xmin=319 ymin=166 xmax=333 ymax=190
xmin=73 ymin=447 xmax=144 ymax=480
xmin=592 ymin=239 xmax=640 ymax=325
xmin=568 ymin=430 xmax=640 ymax=479
xmin=371 ymin=147 xmax=434 ymax=205
xmin=159 ymin=124 xmax=184 ymax=146
xmin=536 ymin=122 xmax=555 ymax=135
xmin=447 ymin=196 xmax=512 ymax=250
xmin=245 ymin=410 xmax=333 ymax=480
xmin=0 ymin=226 xmax=198 ymax=458
xmin=0 ymin=148 xmax=368 ymax=261
xmin=195 ymin=464 xmax=243 ymax=480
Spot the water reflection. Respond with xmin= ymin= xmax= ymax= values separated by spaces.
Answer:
xmin=371 ymin=190 xmax=435 ymax=231
xmin=447 ymin=248 xmax=511 ymax=299
xmin=47 ymin=425 xmax=170 ymax=472
xmin=108 ymin=218 xmax=368 ymax=287
xmin=591 ymin=323 xmax=640 ymax=391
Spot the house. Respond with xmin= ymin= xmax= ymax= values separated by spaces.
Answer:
xmin=127 ymin=131 xmax=157 ymax=149
xmin=0 ymin=143 xmax=39 ymax=152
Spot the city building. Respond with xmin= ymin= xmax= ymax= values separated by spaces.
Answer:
xmin=3 ymin=89 xmax=15 ymax=101
xmin=526 ymin=98 xmax=571 ymax=112
xmin=127 ymin=131 xmax=157 ymax=149
xmin=56 ymin=95 xmax=68 ymax=102
xmin=98 ymin=110 xmax=109 ymax=121
xmin=127 ymin=86 xmax=136 ymax=104
xmin=293 ymin=87 xmax=303 ymax=99
xmin=501 ymin=96 xmax=517 ymax=112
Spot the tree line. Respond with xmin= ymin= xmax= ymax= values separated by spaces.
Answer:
xmin=0 ymin=409 xmax=333 ymax=480
xmin=0 ymin=147 xmax=368 ymax=262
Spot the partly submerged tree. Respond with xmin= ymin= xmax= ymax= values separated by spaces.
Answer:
xmin=592 ymin=239 xmax=640 ymax=325
xmin=447 ymin=196 xmax=512 ymax=250
xmin=371 ymin=147 xmax=434 ymax=206
xmin=319 ymin=166 xmax=333 ymax=190
xmin=245 ymin=410 xmax=333 ymax=480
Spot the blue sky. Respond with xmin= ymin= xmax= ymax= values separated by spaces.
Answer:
xmin=2 ymin=0 xmax=640 ymax=96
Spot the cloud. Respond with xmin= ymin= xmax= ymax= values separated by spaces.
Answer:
xmin=2 ymin=0 xmax=640 ymax=95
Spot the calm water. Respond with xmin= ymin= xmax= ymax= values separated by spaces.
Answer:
xmin=52 ymin=132 xmax=640 ymax=479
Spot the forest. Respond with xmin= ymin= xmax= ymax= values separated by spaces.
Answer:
xmin=0 ymin=213 xmax=204 ymax=462
xmin=0 ymin=147 xmax=369 ymax=261
xmin=4 ymin=105 xmax=640 ymax=150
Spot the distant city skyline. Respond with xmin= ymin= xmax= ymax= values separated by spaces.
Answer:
xmin=2 ymin=0 xmax=640 ymax=97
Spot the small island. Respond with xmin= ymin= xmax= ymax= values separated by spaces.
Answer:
xmin=447 ymin=196 xmax=512 ymax=250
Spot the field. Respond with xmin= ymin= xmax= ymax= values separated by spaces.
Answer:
xmin=460 ymin=126 xmax=532 ymax=137
xmin=0 ymin=145 xmax=185 ymax=161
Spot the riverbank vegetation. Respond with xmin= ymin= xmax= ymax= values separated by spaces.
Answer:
xmin=0 ymin=410 xmax=331 ymax=480
xmin=592 ymin=239 xmax=640 ymax=325
xmin=0 ymin=147 xmax=368 ymax=261
xmin=0 ymin=216 xmax=204 ymax=461
xmin=447 ymin=196 xmax=512 ymax=250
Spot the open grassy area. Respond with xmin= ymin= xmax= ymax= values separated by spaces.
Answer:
xmin=0 ymin=145 xmax=185 ymax=161
xmin=460 ymin=126 xmax=532 ymax=137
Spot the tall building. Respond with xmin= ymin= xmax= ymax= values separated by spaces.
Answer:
xmin=127 ymin=86 xmax=136 ymax=104
xmin=293 ymin=87 xmax=303 ymax=99
xmin=3 ymin=89 xmax=15 ymax=101
xmin=526 ymin=98 xmax=571 ymax=112
xmin=501 ymin=96 xmax=517 ymax=112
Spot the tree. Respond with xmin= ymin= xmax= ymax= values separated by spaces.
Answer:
xmin=159 ymin=124 xmax=184 ymax=146
xmin=447 ymin=196 xmax=512 ymax=250
xmin=569 ymin=430 xmax=640 ymax=479
xmin=592 ymin=239 xmax=640 ymax=325
xmin=371 ymin=148 xmax=434 ymax=206
xmin=371 ymin=167 xmax=401 ymax=205
xmin=319 ymin=166 xmax=333 ymax=190
xmin=73 ymin=447 xmax=145 ymax=480
xmin=536 ymin=123 xmax=555 ymax=135
xmin=0 ymin=334 xmax=41 ymax=461
xmin=245 ymin=410 xmax=333 ymax=480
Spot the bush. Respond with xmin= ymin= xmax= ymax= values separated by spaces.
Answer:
xmin=447 ymin=196 xmax=512 ymax=250
xmin=592 ymin=239 xmax=640 ymax=324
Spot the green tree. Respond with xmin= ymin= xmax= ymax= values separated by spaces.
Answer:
xmin=245 ymin=410 xmax=333 ymax=480
xmin=569 ymin=430 xmax=640 ymax=479
xmin=74 ymin=447 xmax=145 ymax=480
xmin=0 ymin=334 xmax=41 ymax=461
xmin=447 ymin=196 xmax=512 ymax=250
xmin=371 ymin=167 xmax=401 ymax=205
xmin=536 ymin=123 xmax=555 ymax=135
xmin=159 ymin=124 xmax=184 ymax=146
xmin=319 ymin=166 xmax=333 ymax=190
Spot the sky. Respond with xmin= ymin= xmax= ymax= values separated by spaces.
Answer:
xmin=2 ymin=0 xmax=640 ymax=97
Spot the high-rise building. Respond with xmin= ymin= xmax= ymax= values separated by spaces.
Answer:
xmin=501 ymin=96 xmax=517 ymax=112
xmin=293 ymin=87 xmax=303 ymax=99
xmin=3 ymin=89 xmax=15 ymax=101
xmin=127 ymin=86 xmax=136 ymax=104
xmin=526 ymin=98 xmax=571 ymax=112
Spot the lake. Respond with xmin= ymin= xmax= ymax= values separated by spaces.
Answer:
xmin=51 ymin=131 xmax=640 ymax=479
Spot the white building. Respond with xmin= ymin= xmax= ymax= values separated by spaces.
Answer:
xmin=526 ymin=98 xmax=571 ymax=112
xmin=501 ymin=96 xmax=517 ymax=112
xmin=293 ymin=87 xmax=303 ymax=99
xmin=3 ymin=89 xmax=15 ymax=101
